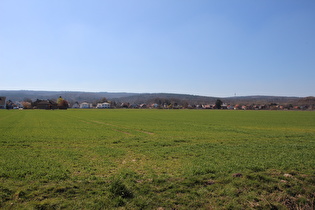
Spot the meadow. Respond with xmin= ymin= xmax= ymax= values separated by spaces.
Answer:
xmin=0 ymin=109 xmax=314 ymax=209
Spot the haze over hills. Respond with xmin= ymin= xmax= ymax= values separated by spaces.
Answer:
xmin=1 ymin=90 xmax=311 ymax=106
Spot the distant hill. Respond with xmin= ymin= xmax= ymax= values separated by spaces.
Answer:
xmin=297 ymin=96 xmax=315 ymax=106
xmin=1 ymin=90 xmax=312 ymax=106
xmin=0 ymin=90 xmax=138 ymax=103
xmin=222 ymin=95 xmax=300 ymax=105
xmin=114 ymin=93 xmax=303 ymax=105
xmin=113 ymin=93 xmax=218 ymax=105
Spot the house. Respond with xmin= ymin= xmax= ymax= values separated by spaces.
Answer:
xmin=151 ymin=103 xmax=159 ymax=109
xmin=129 ymin=104 xmax=139 ymax=109
xmin=227 ymin=105 xmax=234 ymax=110
xmin=252 ymin=105 xmax=260 ymax=110
xmin=221 ymin=103 xmax=228 ymax=109
xmin=96 ymin=102 xmax=110 ymax=109
xmin=139 ymin=104 xmax=147 ymax=109
xmin=72 ymin=102 xmax=80 ymax=109
xmin=80 ymin=102 xmax=92 ymax=109
xmin=14 ymin=102 xmax=24 ymax=109
xmin=0 ymin=97 xmax=6 ymax=109
xmin=234 ymin=104 xmax=241 ymax=110
xmin=196 ymin=105 xmax=202 ymax=109
xmin=293 ymin=106 xmax=300 ymax=110
xmin=32 ymin=99 xmax=58 ymax=109
xmin=202 ymin=104 xmax=213 ymax=109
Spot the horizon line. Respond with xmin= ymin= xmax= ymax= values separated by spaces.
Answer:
xmin=0 ymin=89 xmax=312 ymax=98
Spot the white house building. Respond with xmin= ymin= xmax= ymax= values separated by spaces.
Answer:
xmin=96 ymin=102 xmax=110 ymax=109
xmin=80 ymin=102 xmax=92 ymax=109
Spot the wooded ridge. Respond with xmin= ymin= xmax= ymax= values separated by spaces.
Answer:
xmin=0 ymin=90 xmax=313 ymax=107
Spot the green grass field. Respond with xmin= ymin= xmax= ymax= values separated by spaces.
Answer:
xmin=0 ymin=109 xmax=314 ymax=209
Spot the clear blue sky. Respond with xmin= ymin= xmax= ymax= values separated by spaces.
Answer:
xmin=1 ymin=0 xmax=314 ymax=97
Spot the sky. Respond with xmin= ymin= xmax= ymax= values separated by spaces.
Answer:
xmin=1 ymin=0 xmax=314 ymax=97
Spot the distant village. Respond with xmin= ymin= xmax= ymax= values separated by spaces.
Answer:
xmin=0 ymin=96 xmax=314 ymax=110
